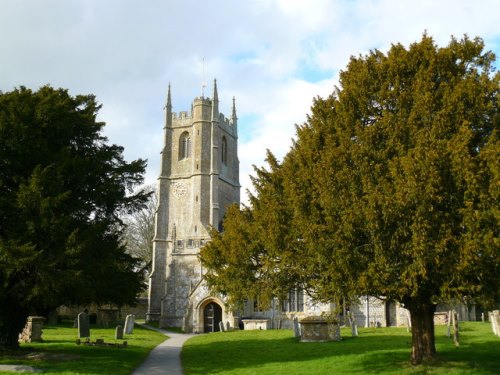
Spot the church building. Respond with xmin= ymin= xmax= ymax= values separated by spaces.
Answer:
xmin=147 ymin=80 xmax=240 ymax=332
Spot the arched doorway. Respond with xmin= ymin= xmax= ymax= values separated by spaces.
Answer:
xmin=203 ymin=302 xmax=222 ymax=332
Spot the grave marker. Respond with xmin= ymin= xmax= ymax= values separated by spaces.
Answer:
xmin=78 ymin=312 xmax=90 ymax=339
xmin=293 ymin=317 xmax=300 ymax=338
xmin=124 ymin=314 xmax=135 ymax=334
xmin=115 ymin=325 xmax=123 ymax=340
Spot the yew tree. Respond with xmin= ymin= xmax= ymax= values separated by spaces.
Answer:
xmin=200 ymin=35 xmax=499 ymax=364
xmin=0 ymin=86 xmax=149 ymax=349
xmin=290 ymin=34 xmax=499 ymax=363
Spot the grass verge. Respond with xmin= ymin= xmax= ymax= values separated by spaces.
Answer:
xmin=0 ymin=323 xmax=167 ymax=375
xmin=182 ymin=322 xmax=500 ymax=375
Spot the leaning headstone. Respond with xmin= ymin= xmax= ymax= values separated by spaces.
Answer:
xmin=115 ymin=325 xmax=124 ymax=340
xmin=219 ymin=321 xmax=225 ymax=332
xmin=293 ymin=317 xmax=300 ymax=338
xmin=78 ymin=312 xmax=90 ymax=339
xmin=124 ymin=314 xmax=135 ymax=334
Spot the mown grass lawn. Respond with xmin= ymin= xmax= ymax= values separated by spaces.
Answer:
xmin=0 ymin=323 xmax=167 ymax=375
xmin=182 ymin=322 xmax=500 ymax=375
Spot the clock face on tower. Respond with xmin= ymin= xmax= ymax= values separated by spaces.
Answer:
xmin=171 ymin=181 xmax=188 ymax=198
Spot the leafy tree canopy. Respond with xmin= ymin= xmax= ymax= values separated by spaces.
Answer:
xmin=200 ymin=34 xmax=499 ymax=364
xmin=0 ymin=86 xmax=150 ymax=349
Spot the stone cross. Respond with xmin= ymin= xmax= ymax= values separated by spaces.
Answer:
xmin=124 ymin=314 xmax=135 ymax=334
xmin=77 ymin=312 xmax=90 ymax=339
xmin=115 ymin=325 xmax=124 ymax=340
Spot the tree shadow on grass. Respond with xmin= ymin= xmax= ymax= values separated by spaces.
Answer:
xmin=182 ymin=329 xmax=500 ymax=375
xmin=182 ymin=331 xmax=411 ymax=374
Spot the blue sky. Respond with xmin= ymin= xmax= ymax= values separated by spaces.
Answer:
xmin=1 ymin=0 xmax=500 ymax=203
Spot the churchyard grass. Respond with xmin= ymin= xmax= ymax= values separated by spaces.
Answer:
xmin=0 ymin=323 xmax=166 ymax=374
xmin=182 ymin=322 xmax=500 ymax=375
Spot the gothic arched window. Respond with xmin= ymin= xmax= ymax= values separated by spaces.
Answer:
xmin=179 ymin=132 xmax=191 ymax=160
xmin=221 ymin=136 xmax=227 ymax=165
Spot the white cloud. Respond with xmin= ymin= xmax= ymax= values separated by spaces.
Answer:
xmin=1 ymin=0 xmax=499 ymax=205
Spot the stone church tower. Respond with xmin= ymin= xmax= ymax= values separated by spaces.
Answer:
xmin=147 ymin=80 xmax=240 ymax=333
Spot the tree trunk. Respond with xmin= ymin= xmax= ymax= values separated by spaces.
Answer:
xmin=407 ymin=301 xmax=436 ymax=364
xmin=0 ymin=296 xmax=28 ymax=350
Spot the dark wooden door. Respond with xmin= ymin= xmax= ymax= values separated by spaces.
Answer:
xmin=203 ymin=302 xmax=222 ymax=332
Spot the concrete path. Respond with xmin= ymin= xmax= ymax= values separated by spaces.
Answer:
xmin=132 ymin=325 xmax=195 ymax=375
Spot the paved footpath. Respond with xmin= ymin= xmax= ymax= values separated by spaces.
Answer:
xmin=132 ymin=325 xmax=195 ymax=375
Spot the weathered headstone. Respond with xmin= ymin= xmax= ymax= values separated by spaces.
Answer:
xmin=18 ymin=316 xmax=45 ymax=343
xmin=405 ymin=310 xmax=412 ymax=332
xmin=293 ymin=317 xmax=300 ymax=338
xmin=452 ymin=310 xmax=460 ymax=346
xmin=490 ymin=310 xmax=500 ymax=336
xmin=78 ymin=312 xmax=90 ymax=339
xmin=226 ymin=321 xmax=231 ymax=331
xmin=124 ymin=314 xmax=135 ymax=334
xmin=219 ymin=321 xmax=225 ymax=332
xmin=348 ymin=312 xmax=358 ymax=337
xmin=115 ymin=325 xmax=124 ymax=340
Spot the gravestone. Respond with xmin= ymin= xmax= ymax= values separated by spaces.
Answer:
xmin=348 ymin=312 xmax=358 ymax=337
xmin=115 ymin=325 xmax=124 ymax=340
xmin=18 ymin=316 xmax=45 ymax=343
xmin=452 ymin=310 xmax=460 ymax=346
xmin=226 ymin=322 xmax=231 ymax=331
xmin=78 ymin=312 xmax=90 ymax=339
xmin=293 ymin=317 xmax=300 ymax=338
xmin=219 ymin=321 xmax=225 ymax=332
xmin=490 ymin=310 xmax=500 ymax=336
xmin=124 ymin=314 xmax=135 ymax=334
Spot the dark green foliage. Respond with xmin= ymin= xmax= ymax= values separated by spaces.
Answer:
xmin=0 ymin=86 xmax=149 ymax=349
xmin=200 ymin=35 xmax=499 ymax=364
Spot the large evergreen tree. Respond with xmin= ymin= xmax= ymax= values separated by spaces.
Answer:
xmin=0 ymin=86 xmax=149 ymax=349
xmin=200 ymin=35 xmax=499 ymax=364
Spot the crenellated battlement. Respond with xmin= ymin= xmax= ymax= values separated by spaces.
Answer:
xmin=170 ymin=104 xmax=237 ymax=135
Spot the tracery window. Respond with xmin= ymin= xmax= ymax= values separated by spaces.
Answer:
xmin=179 ymin=131 xmax=191 ymax=160
xmin=281 ymin=288 xmax=304 ymax=312
xmin=221 ymin=136 xmax=227 ymax=165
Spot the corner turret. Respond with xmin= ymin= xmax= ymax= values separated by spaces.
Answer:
xmin=211 ymin=79 xmax=219 ymax=122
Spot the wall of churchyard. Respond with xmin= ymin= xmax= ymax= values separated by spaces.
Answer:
xmin=57 ymin=297 xmax=148 ymax=320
